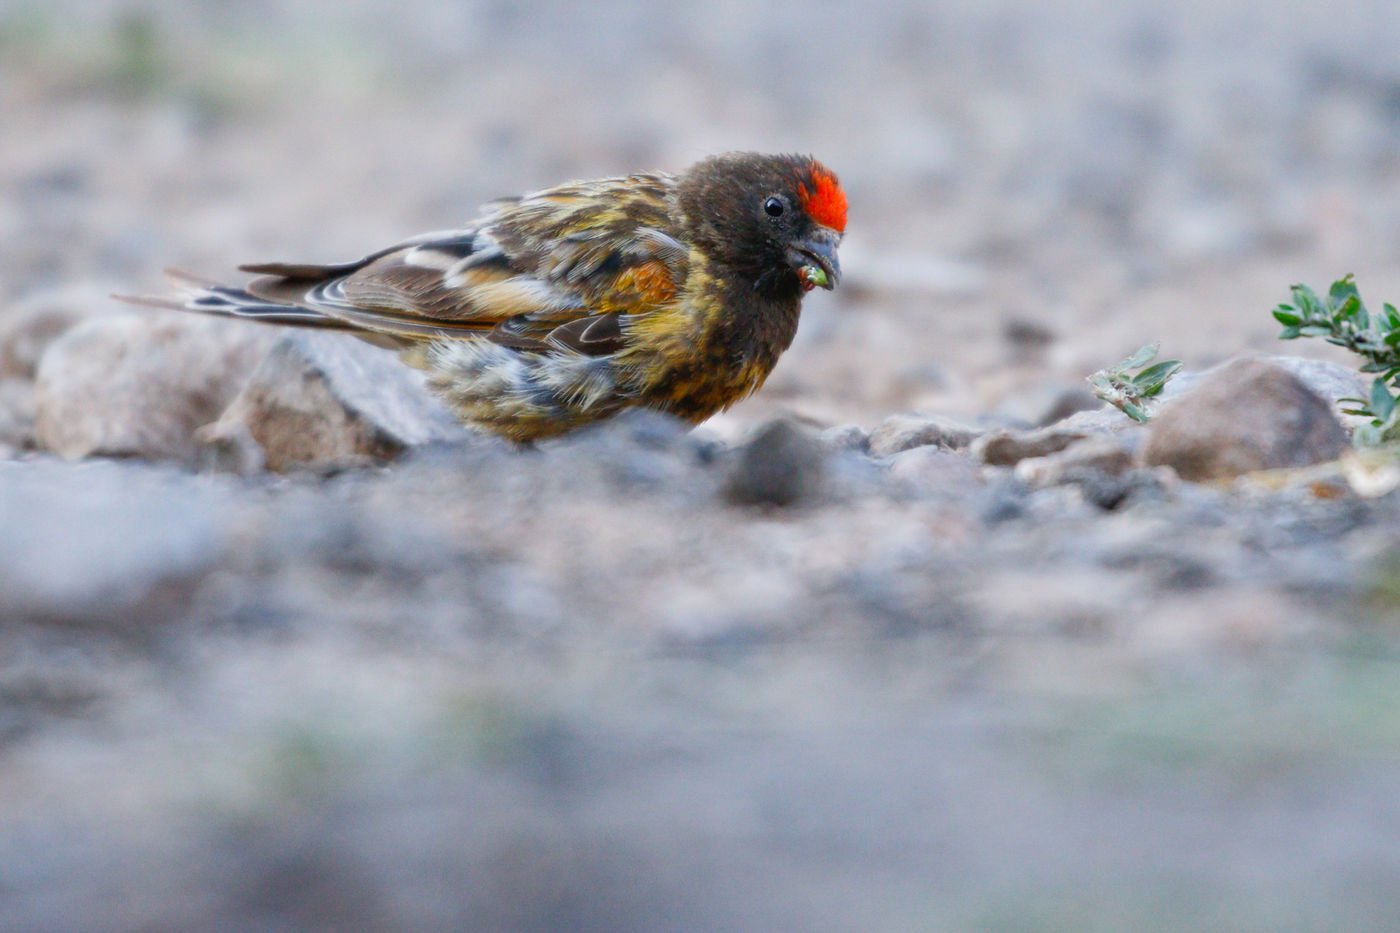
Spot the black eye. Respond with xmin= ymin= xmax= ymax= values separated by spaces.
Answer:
xmin=763 ymin=196 xmax=785 ymax=217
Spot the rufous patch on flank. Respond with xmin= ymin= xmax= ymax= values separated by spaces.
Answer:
xmin=797 ymin=165 xmax=847 ymax=233
xmin=613 ymin=259 xmax=679 ymax=306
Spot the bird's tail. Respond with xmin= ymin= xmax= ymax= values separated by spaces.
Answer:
xmin=111 ymin=269 xmax=352 ymax=330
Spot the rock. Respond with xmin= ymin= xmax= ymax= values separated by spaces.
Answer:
xmin=0 ymin=284 xmax=106 ymax=378
xmin=824 ymin=448 xmax=888 ymax=500
xmin=1002 ymin=319 xmax=1052 ymax=348
xmin=1008 ymin=435 xmax=1143 ymax=510
xmin=194 ymin=419 xmax=267 ymax=475
xmin=976 ymin=478 xmax=1029 ymax=524
xmin=1156 ymin=353 xmax=1365 ymax=419
xmin=887 ymin=445 xmax=981 ymax=490
xmin=819 ymin=423 xmax=870 ymax=453
xmin=723 ymin=418 xmax=827 ymax=507
xmin=1013 ymin=436 xmax=1134 ymax=487
xmin=868 ymin=413 xmax=983 ymax=457
xmin=1142 ymin=358 xmax=1348 ymax=481
xmin=203 ymin=331 xmax=469 ymax=472
xmin=0 ymin=459 xmax=229 ymax=628
xmin=564 ymin=406 xmax=692 ymax=452
xmin=542 ymin=409 xmax=702 ymax=493
xmin=1002 ymin=317 xmax=1057 ymax=353
xmin=973 ymin=425 xmax=1091 ymax=466
xmin=1048 ymin=405 xmax=1143 ymax=437
xmin=1256 ymin=354 xmax=1368 ymax=430
xmin=33 ymin=313 xmax=276 ymax=464
xmin=0 ymin=378 xmax=36 ymax=449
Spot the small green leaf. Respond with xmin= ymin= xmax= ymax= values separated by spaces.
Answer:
xmin=1292 ymin=283 xmax=1323 ymax=317
xmin=1298 ymin=325 xmax=1334 ymax=337
xmin=1093 ymin=344 xmax=1181 ymax=425
xmin=1272 ymin=308 xmax=1303 ymax=327
xmin=1119 ymin=343 xmax=1159 ymax=371
xmin=1385 ymin=303 xmax=1399 ymax=328
xmin=1336 ymin=294 xmax=1362 ymax=320
xmin=1119 ymin=401 xmax=1150 ymax=424
xmin=1132 ymin=360 xmax=1184 ymax=395
xmin=1355 ymin=423 xmax=1385 ymax=447
xmin=1328 ymin=273 xmax=1359 ymax=303
xmin=1371 ymin=378 xmax=1397 ymax=422
xmin=1278 ymin=326 xmax=1301 ymax=340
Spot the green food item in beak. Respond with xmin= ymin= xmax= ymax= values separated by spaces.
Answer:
xmin=801 ymin=265 xmax=829 ymax=289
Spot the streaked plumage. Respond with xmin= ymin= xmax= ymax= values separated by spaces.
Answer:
xmin=119 ymin=152 xmax=846 ymax=442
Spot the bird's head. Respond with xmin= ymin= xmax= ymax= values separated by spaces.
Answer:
xmin=676 ymin=152 xmax=846 ymax=296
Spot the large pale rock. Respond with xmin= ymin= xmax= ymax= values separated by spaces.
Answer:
xmin=201 ymin=331 xmax=468 ymax=472
xmin=33 ymin=313 xmax=276 ymax=464
xmin=0 ymin=284 xmax=108 ymax=379
xmin=1159 ymin=353 xmax=1366 ymax=423
xmin=1142 ymin=358 xmax=1348 ymax=481
xmin=1254 ymin=355 xmax=1367 ymax=418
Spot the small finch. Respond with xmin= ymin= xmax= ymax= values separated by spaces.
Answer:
xmin=120 ymin=152 xmax=846 ymax=442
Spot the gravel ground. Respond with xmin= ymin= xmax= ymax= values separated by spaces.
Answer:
xmin=4 ymin=1 xmax=1400 ymax=930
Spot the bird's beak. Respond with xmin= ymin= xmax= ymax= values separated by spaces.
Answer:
xmin=787 ymin=226 xmax=842 ymax=291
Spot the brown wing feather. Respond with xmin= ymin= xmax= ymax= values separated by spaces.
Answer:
xmin=223 ymin=174 xmax=688 ymax=347
xmin=341 ymin=259 xmax=499 ymax=318
xmin=544 ymin=313 xmax=628 ymax=354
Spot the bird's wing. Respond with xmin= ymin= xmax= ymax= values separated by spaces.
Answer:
xmin=238 ymin=173 xmax=689 ymax=355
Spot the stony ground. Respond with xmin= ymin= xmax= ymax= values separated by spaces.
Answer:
xmin=5 ymin=1 xmax=1400 ymax=930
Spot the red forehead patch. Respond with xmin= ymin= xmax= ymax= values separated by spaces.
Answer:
xmin=797 ymin=166 xmax=847 ymax=233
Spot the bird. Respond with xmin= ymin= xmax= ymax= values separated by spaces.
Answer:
xmin=118 ymin=151 xmax=846 ymax=443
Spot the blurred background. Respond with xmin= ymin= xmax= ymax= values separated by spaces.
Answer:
xmin=8 ymin=0 xmax=1400 ymax=431
xmin=7 ymin=2 xmax=1400 ymax=930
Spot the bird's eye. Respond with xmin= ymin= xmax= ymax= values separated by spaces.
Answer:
xmin=763 ymin=196 xmax=785 ymax=217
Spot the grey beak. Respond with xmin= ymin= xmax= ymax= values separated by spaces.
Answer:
xmin=787 ymin=227 xmax=842 ymax=289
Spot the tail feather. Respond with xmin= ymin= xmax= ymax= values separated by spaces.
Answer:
xmin=111 ymin=268 xmax=352 ymax=330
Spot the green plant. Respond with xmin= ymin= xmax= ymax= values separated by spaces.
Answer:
xmin=1274 ymin=275 xmax=1400 ymax=445
xmin=1088 ymin=344 xmax=1182 ymax=424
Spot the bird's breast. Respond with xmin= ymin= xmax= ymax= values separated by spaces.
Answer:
xmin=626 ymin=279 xmax=803 ymax=421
